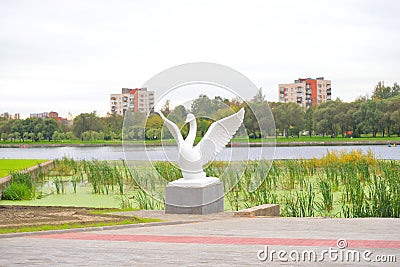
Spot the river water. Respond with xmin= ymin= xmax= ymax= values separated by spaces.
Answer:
xmin=0 ymin=145 xmax=398 ymax=160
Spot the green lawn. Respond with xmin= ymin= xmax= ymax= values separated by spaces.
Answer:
xmin=275 ymin=136 xmax=400 ymax=143
xmin=1 ymin=134 xmax=399 ymax=146
xmin=0 ymin=216 xmax=162 ymax=234
xmin=232 ymin=135 xmax=400 ymax=143
xmin=0 ymin=159 xmax=47 ymax=178
xmin=0 ymin=139 xmax=122 ymax=145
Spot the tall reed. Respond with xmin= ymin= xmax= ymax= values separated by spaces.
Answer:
xmin=36 ymin=151 xmax=400 ymax=217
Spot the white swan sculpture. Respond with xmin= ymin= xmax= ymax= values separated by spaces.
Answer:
xmin=159 ymin=108 xmax=245 ymax=186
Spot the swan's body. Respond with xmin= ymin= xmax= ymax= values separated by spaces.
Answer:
xmin=159 ymin=108 xmax=245 ymax=181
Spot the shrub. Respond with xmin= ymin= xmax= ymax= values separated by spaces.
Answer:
xmin=2 ymin=183 xmax=33 ymax=200
xmin=1 ymin=172 xmax=35 ymax=200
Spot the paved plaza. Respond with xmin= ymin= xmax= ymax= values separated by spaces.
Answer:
xmin=1 ymin=212 xmax=399 ymax=266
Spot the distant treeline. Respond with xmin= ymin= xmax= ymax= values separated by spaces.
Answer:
xmin=270 ymin=81 xmax=400 ymax=138
xmin=0 ymin=81 xmax=399 ymax=142
xmin=0 ymin=112 xmax=124 ymax=142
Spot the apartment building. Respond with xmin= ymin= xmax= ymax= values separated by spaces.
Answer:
xmin=279 ymin=77 xmax=331 ymax=109
xmin=110 ymin=88 xmax=155 ymax=115
xmin=30 ymin=111 xmax=70 ymax=126
xmin=1 ymin=112 xmax=20 ymax=120
xmin=30 ymin=112 xmax=50 ymax=119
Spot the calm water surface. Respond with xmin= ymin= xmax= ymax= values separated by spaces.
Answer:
xmin=0 ymin=145 xmax=398 ymax=160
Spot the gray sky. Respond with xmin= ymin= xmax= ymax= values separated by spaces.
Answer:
xmin=1 ymin=0 xmax=399 ymax=118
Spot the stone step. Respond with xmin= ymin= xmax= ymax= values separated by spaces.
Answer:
xmin=234 ymin=204 xmax=280 ymax=217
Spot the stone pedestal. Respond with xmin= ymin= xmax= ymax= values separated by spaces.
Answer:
xmin=165 ymin=179 xmax=224 ymax=215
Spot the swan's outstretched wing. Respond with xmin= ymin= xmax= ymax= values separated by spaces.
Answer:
xmin=158 ymin=112 xmax=184 ymax=147
xmin=196 ymin=108 xmax=245 ymax=165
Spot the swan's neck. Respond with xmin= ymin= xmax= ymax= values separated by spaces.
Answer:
xmin=186 ymin=120 xmax=197 ymax=146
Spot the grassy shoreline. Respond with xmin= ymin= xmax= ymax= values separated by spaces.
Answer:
xmin=0 ymin=136 xmax=399 ymax=148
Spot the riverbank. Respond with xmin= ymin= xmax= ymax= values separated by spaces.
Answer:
xmin=247 ymin=140 xmax=400 ymax=147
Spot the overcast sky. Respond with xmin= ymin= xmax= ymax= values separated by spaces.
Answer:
xmin=1 ymin=0 xmax=399 ymax=118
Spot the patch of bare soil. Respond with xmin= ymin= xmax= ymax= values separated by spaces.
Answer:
xmin=0 ymin=206 xmax=131 ymax=228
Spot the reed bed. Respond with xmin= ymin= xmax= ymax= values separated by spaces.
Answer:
xmin=47 ymin=157 xmax=163 ymax=209
xmin=35 ymin=150 xmax=400 ymax=217
xmin=220 ymin=149 xmax=399 ymax=218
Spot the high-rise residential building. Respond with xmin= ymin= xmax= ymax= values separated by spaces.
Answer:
xmin=278 ymin=77 xmax=331 ymax=109
xmin=110 ymin=88 xmax=155 ymax=115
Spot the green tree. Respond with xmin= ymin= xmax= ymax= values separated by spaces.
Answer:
xmin=37 ymin=132 xmax=44 ymax=141
xmin=197 ymin=118 xmax=213 ymax=137
xmin=372 ymin=81 xmax=400 ymax=100
xmin=81 ymin=131 xmax=91 ymax=141
xmin=344 ymin=102 xmax=360 ymax=137
xmin=159 ymin=105 xmax=189 ymax=139
xmin=0 ymin=119 xmax=12 ymax=135
xmin=304 ymin=107 xmax=314 ymax=137
xmin=215 ymin=107 xmax=235 ymax=120
xmin=52 ymin=131 xmax=62 ymax=141
xmin=72 ymin=113 xmax=104 ymax=140
xmin=191 ymin=95 xmax=224 ymax=117
xmin=14 ymin=132 xmax=21 ymax=141
xmin=102 ymin=113 xmax=123 ymax=139
xmin=42 ymin=118 xmax=62 ymax=141
xmin=65 ymin=132 xmax=76 ymax=140
xmin=166 ymin=105 xmax=187 ymax=125
xmin=8 ymin=133 xmax=15 ymax=142
xmin=23 ymin=132 xmax=29 ymax=142
xmin=273 ymin=102 xmax=304 ymax=138
xmin=391 ymin=110 xmax=400 ymax=137
xmin=1 ymin=132 xmax=7 ymax=142
xmin=145 ymin=114 xmax=163 ymax=140
xmin=243 ymin=103 xmax=261 ymax=138
xmin=314 ymin=101 xmax=340 ymax=137
xmin=127 ymin=125 xmax=144 ymax=140
xmin=145 ymin=128 xmax=160 ymax=140
xmin=171 ymin=105 xmax=187 ymax=120
xmin=379 ymin=98 xmax=395 ymax=137
xmin=333 ymin=101 xmax=350 ymax=137
xmin=389 ymin=96 xmax=400 ymax=136
xmin=393 ymin=83 xmax=400 ymax=97
xmin=355 ymin=100 xmax=382 ymax=137
xmin=251 ymin=87 xmax=265 ymax=102
xmin=28 ymin=132 xmax=35 ymax=141
xmin=10 ymin=120 xmax=23 ymax=140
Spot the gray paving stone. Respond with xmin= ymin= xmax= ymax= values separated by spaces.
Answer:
xmin=0 ymin=214 xmax=399 ymax=266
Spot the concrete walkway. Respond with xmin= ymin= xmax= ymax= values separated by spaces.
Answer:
xmin=1 ymin=211 xmax=399 ymax=266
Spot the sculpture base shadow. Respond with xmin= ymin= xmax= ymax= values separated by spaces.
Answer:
xmin=165 ymin=178 xmax=224 ymax=215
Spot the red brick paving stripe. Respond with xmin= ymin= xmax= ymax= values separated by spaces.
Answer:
xmin=29 ymin=233 xmax=400 ymax=249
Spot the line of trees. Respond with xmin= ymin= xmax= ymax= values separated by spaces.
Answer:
xmin=1 ymin=81 xmax=398 ymax=142
xmin=144 ymin=82 xmax=400 ymax=140
xmin=0 ymin=112 xmax=125 ymax=142
xmin=271 ymin=96 xmax=400 ymax=138
xmin=0 ymin=117 xmax=61 ymax=142
xmin=143 ymin=81 xmax=400 ymax=140
xmin=135 ymin=95 xmax=244 ymax=140
xmin=271 ymin=82 xmax=400 ymax=138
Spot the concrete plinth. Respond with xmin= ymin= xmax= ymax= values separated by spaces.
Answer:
xmin=165 ymin=179 xmax=224 ymax=215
